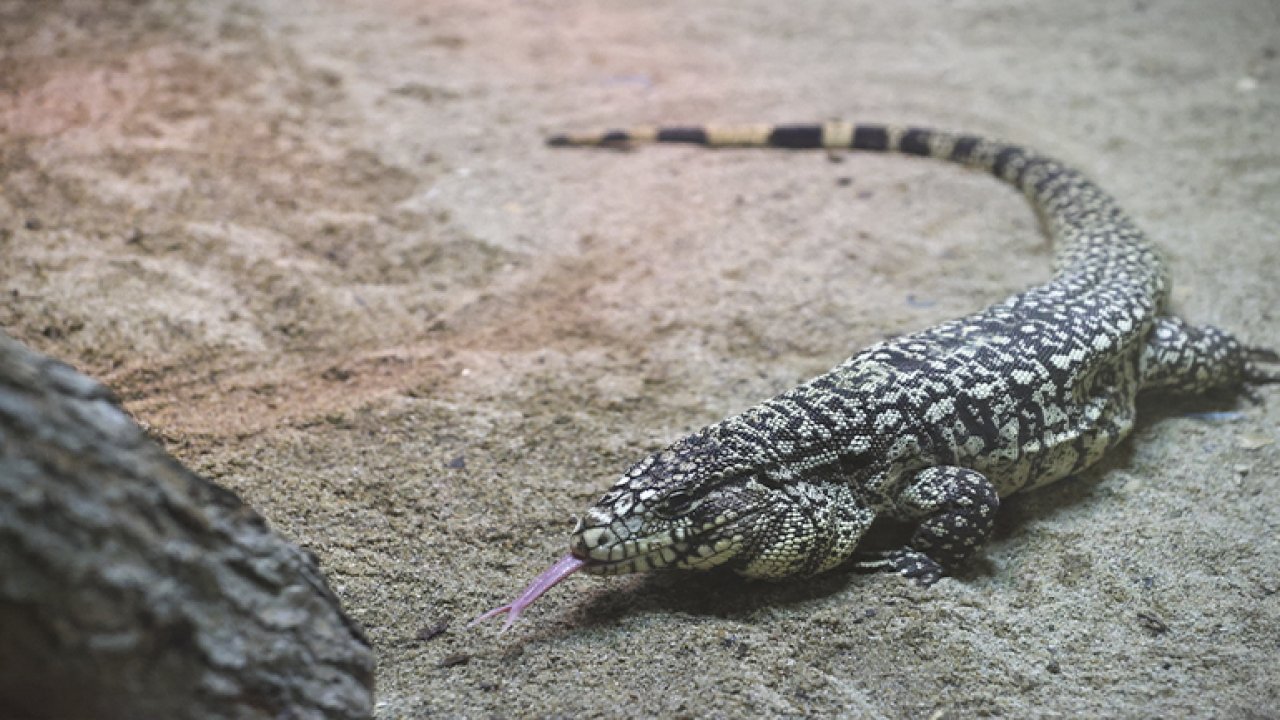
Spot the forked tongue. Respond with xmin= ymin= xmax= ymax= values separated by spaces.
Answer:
xmin=468 ymin=553 xmax=587 ymax=632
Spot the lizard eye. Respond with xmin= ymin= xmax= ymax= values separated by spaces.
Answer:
xmin=655 ymin=490 xmax=696 ymax=518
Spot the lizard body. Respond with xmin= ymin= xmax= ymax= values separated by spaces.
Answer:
xmin=473 ymin=122 xmax=1278 ymax=630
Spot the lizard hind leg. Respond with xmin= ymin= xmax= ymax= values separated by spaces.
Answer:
xmin=1140 ymin=316 xmax=1279 ymax=396
xmin=854 ymin=466 xmax=999 ymax=586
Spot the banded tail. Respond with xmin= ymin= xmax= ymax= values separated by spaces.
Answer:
xmin=548 ymin=122 xmax=1044 ymax=190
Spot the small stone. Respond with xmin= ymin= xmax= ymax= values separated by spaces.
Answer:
xmin=321 ymin=366 xmax=353 ymax=382
xmin=438 ymin=653 xmax=470 ymax=668
xmin=1136 ymin=611 xmax=1168 ymax=635
xmin=416 ymin=620 xmax=448 ymax=642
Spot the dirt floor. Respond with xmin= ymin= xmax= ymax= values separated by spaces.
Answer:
xmin=3 ymin=0 xmax=1279 ymax=716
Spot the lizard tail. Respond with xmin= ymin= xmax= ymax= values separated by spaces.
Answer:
xmin=547 ymin=122 xmax=1038 ymax=189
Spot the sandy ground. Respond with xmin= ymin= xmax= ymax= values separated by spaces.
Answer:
xmin=3 ymin=0 xmax=1279 ymax=716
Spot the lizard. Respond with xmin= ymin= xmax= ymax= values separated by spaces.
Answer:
xmin=472 ymin=122 xmax=1279 ymax=631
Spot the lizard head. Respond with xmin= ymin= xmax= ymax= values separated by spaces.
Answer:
xmin=569 ymin=430 xmax=875 ymax=579
xmin=473 ymin=427 xmax=878 ymax=630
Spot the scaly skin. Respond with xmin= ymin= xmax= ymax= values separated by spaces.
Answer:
xmin=473 ymin=123 xmax=1278 ymax=629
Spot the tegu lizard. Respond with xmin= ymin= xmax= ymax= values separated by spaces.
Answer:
xmin=472 ymin=122 xmax=1278 ymax=631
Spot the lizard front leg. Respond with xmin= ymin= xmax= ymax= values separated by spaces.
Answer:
xmin=855 ymin=466 xmax=1000 ymax=585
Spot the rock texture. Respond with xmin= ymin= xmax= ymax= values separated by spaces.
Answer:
xmin=0 ymin=332 xmax=374 ymax=719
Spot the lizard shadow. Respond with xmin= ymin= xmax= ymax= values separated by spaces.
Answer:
xmin=532 ymin=391 xmax=1251 ymax=637
xmin=562 ymin=563 xmax=863 ymax=632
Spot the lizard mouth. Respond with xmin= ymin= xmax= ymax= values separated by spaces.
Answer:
xmin=571 ymin=545 xmax=680 ymax=576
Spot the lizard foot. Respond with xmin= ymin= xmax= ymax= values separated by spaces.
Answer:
xmin=853 ymin=548 xmax=944 ymax=586
xmin=1242 ymin=345 xmax=1280 ymax=403
xmin=1245 ymin=345 xmax=1280 ymax=385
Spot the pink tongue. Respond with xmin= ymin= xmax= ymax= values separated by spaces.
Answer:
xmin=469 ymin=553 xmax=587 ymax=632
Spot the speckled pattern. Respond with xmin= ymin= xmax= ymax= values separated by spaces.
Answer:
xmin=552 ymin=123 xmax=1278 ymax=583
